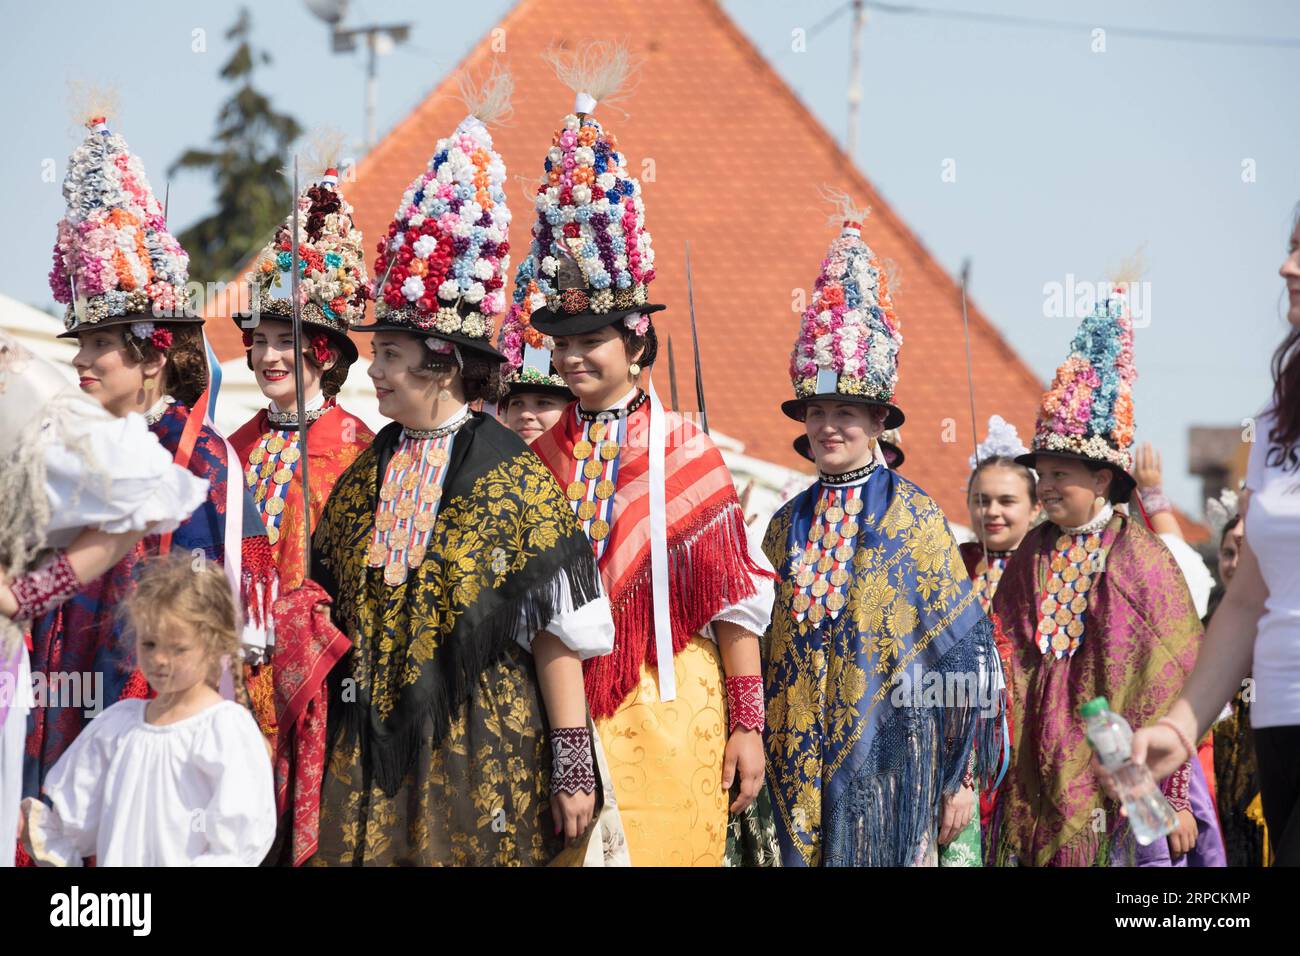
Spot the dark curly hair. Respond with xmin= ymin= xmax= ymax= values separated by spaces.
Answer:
xmin=417 ymin=342 xmax=501 ymax=404
xmin=125 ymin=322 xmax=207 ymax=408
xmin=1083 ymin=459 xmax=1135 ymax=505
xmin=618 ymin=318 xmax=658 ymax=369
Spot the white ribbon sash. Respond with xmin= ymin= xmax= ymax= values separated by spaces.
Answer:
xmin=646 ymin=379 xmax=675 ymax=702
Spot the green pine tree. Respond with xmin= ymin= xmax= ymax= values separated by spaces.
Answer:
xmin=170 ymin=7 xmax=302 ymax=282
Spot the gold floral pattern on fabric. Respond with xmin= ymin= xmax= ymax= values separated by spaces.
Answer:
xmin=317 ymin=445 xmax=577 ymax=723
xmin=594 ymin=637 xmax=729 ymax=866
xmin=761 ymin=480 xmax=978 ymax=866
xmin=309 ymin=645 xmax=562 ymax=866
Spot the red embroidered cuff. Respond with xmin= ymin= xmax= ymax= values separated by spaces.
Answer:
xmin=549 ymin=727 xmax=596 ymax=796
xmin=726 ymin=675 xmax=765 ymax=735
xmin=1163 ymin=760 xmax=1192 ymax=813
xmin=10 ymin=550 xmax=79 ymax=621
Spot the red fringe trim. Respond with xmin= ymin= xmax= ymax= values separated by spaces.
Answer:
xmin=240 ymin=535 xmax=280 ymax=629
xmin=584 ymin=501 xmax=772 ymax=719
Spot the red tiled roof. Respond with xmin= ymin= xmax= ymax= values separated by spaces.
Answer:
xmin=205 ymin=0 xmax=1198 ymax=534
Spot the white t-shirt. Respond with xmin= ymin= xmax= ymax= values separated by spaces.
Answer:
xmin=1246 ymin=406 xmax=1300 ymax=728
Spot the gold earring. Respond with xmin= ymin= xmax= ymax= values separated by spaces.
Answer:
xmin=1094 ymin=494 xmax=1106 ymax=510
xmin=439 ymin=387 xmax=452 ymax=401
xmin=629 ymin=363 xmax=641 ymax=377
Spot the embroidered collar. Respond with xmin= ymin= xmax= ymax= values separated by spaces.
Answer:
xmin=1061 ymin=503 xmax=1113 ymax=536
xmin=819 ymin=460 xmax=878 ymax=487
xmin=402 ymin=404 xmax=471 ymax=441
xmin=144 ymin=395 xmax=175 ymax=426
xmin=267 ymin=392 xmax=328 ymax=429
xmin=267 ymin=405 xmax=329 ymax=428
xmin=576 ymin=389 xmax=647 ymax=422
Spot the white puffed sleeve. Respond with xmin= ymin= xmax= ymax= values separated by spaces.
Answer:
xmin=516 ymin=568 xmax=616 ymax=660
xmin=707 ymin=523 xmax=777 ymax=637
xmin=21 ymin=701 xmax=134 ymax=867
xmin=187 ymin=703 xmax=277 ymax=867
xmin=44 ymin=409 xmax=209 ymax=541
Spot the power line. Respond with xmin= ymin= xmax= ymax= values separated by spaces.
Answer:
xmin=810 ymin=0 xmax=1300 ymax=48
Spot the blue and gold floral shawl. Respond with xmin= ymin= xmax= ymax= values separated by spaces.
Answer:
xmin=761 ymin=468 xmax=1004 ymax=866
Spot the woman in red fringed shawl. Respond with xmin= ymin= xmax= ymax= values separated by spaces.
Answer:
xmin=531 ymin=327 xmax=776 ymax=866
xmin=228 ymin=332 xmax=371 ymax=867
xmin=988 ymin=289 xmax=1223 ymax=866
xmin=226 ymin=163 xmax=375 ymax=864
xmin=522 ymin=60 xmax=777 ymax=865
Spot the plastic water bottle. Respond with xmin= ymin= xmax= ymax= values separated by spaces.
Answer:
xmin=1081 ymin=696 xmax=1177 ymax=846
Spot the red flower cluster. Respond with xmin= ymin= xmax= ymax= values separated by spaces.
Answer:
xmin=150 ymin=327 xmax=174 ymax=351
xmin=309 ymin=332 xmax=333 ymax=365
xmin=376 ymin=220 xmax=457 ymax=315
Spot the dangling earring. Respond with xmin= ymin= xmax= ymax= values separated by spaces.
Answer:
xmin=438 ymin=387 xmax=452 ymax=401
xmin=629 ymin=363 xmax=641 ymax=378
xmin=1094 ymin=494 xmax=1107 ymax=512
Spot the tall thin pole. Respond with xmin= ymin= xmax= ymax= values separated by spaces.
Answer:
xmin=365 ymin=31 xmax=378 ymax=151
xmin=290 ymin=157 xmax=313 ymax=580
xmin=847 ymin=0 xmax=866 ymax=160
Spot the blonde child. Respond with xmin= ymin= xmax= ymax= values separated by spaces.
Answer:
xmin=19 ymin=556 xmax=276 ymax=866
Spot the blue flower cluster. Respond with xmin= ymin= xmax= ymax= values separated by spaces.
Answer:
xmin=1069 ymin=299 xmax=1125 ymax=437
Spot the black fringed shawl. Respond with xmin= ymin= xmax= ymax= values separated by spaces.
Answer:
xmin=312 ymin=413 xmax=601 ymax=795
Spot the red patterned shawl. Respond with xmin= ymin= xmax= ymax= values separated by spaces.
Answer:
xmin=532 ymin=400 xmax=769 ymax=718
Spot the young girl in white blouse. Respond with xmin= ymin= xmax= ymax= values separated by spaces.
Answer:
xmin=19 ymin=557 xmax=276 ymax=866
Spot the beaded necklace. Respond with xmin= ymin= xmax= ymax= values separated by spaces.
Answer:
xmin=245 ymin=397 xmax=336 ymax=545
xmin=563 ymin=390 xmax=647 ymax=559
xmin=791 ymin=463 xmax=877 ymax=625
xmin=366 ymin=405 xmax=471 ymax=585
xmin=1035 ymin=505 xmax=1112 ymax=658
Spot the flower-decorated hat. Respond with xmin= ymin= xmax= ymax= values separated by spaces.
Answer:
xmin=1015 ymin=284 xmax=1137 ymax=496
xmin=495 ymin=266 xmax=572 ymax=400
xmin=969 ymin=414 xmax=1029 ymax=470
xmin=520 ymin=42 xmax=664 ymax=338
xmin=781 ymin=196 xmax=904 ymax=429
xmin=357 ymin=70 xmax=512 ymax=361
xmin=1206 ymin=487 xmax=1240 ymax=543
xmin=794 ymin=426 xmax=905 ymax=469
xmin=233 ymin=131 xmax=370 ymax=363
xmin=50 ymin=111 xmax=200 ymax=344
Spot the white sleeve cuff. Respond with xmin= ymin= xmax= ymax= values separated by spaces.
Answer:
xmin=516 ymin=570 xmax=615 ymax=660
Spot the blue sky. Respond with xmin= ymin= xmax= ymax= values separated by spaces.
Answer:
xmin=3 ymin=0 xmax=1297 ymax=514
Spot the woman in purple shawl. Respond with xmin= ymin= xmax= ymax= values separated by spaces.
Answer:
xmin=987 ymin=288 xmax=1224 ymax=867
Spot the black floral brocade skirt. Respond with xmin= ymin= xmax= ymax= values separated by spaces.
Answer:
xmin=309 ymin=644 xmax=564 ymax=866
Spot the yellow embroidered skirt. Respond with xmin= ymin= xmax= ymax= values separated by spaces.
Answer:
xmin=595 ymin=635 xmax=728 ymax=866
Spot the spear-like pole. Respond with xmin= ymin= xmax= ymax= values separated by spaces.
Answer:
xmin=959 ymin=259 xmax=989 ymax=573
xmin=684 ymin=242 xmax=708 ymax=434
xmin=289 ymin=157 xmax=313 ymax=580
xmin=667 ymin=334 xmax=680 ymax=412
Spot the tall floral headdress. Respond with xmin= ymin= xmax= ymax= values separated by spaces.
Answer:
xmin=358 ymin=68 xmax=513 ymax=359
xmin=521 ymin=42 xmax=664 ymax=338
xmin=781 ymin=190 xmax=904 ymax=428
xmin=51 ymin=101 xmax=199 ymax=344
